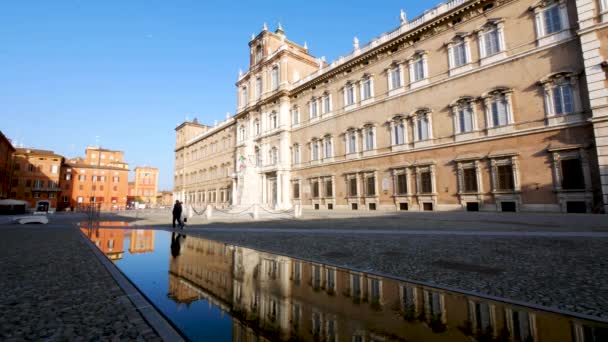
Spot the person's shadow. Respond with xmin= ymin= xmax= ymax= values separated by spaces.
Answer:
xmin=171 ymin=232 xmax=186 ymax=258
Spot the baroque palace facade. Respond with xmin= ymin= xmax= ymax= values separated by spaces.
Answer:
xmin=175 ymin=0 xmax=608 ymax=213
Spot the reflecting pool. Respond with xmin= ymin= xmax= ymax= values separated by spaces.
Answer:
xmin=80 ymin=227 xmax=608 ymax=342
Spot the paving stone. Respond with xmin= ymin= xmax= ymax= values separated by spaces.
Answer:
xmin=0 ymin=225 xmax=160 ymax=341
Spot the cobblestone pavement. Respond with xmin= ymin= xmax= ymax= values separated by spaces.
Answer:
xmin=0 ymin=224 xmax=161 ymax=341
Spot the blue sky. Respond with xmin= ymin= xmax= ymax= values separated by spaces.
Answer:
xmin=0 ymin=0 xmax=438 ymax=189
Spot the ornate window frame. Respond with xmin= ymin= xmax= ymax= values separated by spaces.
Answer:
xmin=345 ymin=128 xmax=360 ymax=159
xmin=450 ymin=96 xmax=479 ymax=141
xmin=549 ymin=146 xmax=593 ymax=213
xmin=412 ymin=108 xmax=433 ymax=148
xmin=389 ymin=115 xmax=409 ymax=152
xmin=291 ymin=106 xmax=300 ymax=126
xmin=489 ymin=152 xmax=521 ymax=211
xmin=539 ymin=71 xmax=583 ymax=126
xmin=362 ymin=124 xmax=377 ymax=156
xmin=476 ymin=19 xmax=507 ymax=66
xmin=531 ymin=0 xmax=571 ymax=47
xmin=322 ymin=135 xmax=334 ymax=162
xmin=447 ymin=33 xmax=473 ymax=76
xmin=321 ymin=91 xmax=333 ymax=116
xmin=408 ymin=51 xmax=429 ymax=89
xmin=481 ymin=87 xmax=515 ymax=135
xmin=309 ymin=97 xmax=319 ymax=120
xmin=343 ymin=81 xmax=358 ymax=111
xmin=387 ymin=62 xmax=405 ymax=97
xmin=414 ymin=161 xmax=437 ymax=211
xmin=455 ymin=156 xmax=484 ymax=209
xmin=391 ymin=165 xmax=412 ymax=210
xmin=360 ymin=74 xmax=375 ymax=105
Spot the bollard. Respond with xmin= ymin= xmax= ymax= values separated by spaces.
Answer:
xmin=206 ymin=204 xmax=213 ymax=220
xmin=253 ymin=204 xmax=259 ymax=220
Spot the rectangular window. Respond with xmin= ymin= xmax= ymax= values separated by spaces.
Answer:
xmin=348 ymin=132 xmax=356 ymax=153
xmin=312 ymin=142 xmax=319 ymax=161
xmin=293 ymin=182 xmax=300 ymax=199
xmin=390 ymin=67 xmax=401 ymax=89
xmin=255 ymin=77 xmax=262 ymax=99
xmin=346 ymin=84 xmax=355 ymax=105
xmin=472 ymin=302 xmax=493 ymax=332
xmin=293 ymin=146 xmax=300 ymax=164
xmin=510 ymin=310 xmax=532 ymax=341
xmin=324 ymin=139 xmax=332 ymax=158
xmin=349 ymin=178 xmax=357 ymax=196
xmin=420 ymin=171 xmax=432 ymax=193
xmin=553 ymin=84 xmax=574 ymax=115
xmin=413 ymin=58 xmax=425 ymax=81
xmin=323 ymin=95 xmax=331 ymax=113
xmin=365 ymin=128 xmax=374 ymax=150
xmin=292 ymin=108 xmax=299 ymax=125
xmin=271 ymin=67 xmax=279 ymax=90
xmin=561 ymin=158 xmax=585 ymax=190
xmin=491 ymin=97 xmax=509 ymax=127
xmin=463 ymin=168 xmax=478 ymax=193
xmin=366 ymin=176 xmax=375 ymax=196
xmin=459 ymin=106 xmax=474 ymax=133
xmin=370 ymin=279 xmax=381 ymax=303
xmin=312 ymin=181 xmax=319 ymax=198
xmin=417 ymin=116 xmax=429 ymax=140
xmin=325 ymin=179 xmax=333 ymax=197
xmin=543 ymin=5 xmax=563 ymax=35
xmin=310 ymin=99 xmax=318 ymax=118
xmin=394 ymin=122 xmax=405 ymax=145
xmin=453 ymin=42 xmax=467 ymax=67
xmin=51 ymin=165 xmax=58 ymax=174
xmin=397 ymin=173 xmax=407 ymax=194
xmin=362 ymin=78 xmax=372 ymax=100
xmin=484 ymin=29 xmax=500 ymax=56
xmin=496 ymin=164 xmax=514 ymax=191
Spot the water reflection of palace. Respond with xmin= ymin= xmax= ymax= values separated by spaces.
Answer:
xmin=165 ymin=235 xmax=607 ymax=342
xmin=128 ymin=229 xmax=155 ymax=254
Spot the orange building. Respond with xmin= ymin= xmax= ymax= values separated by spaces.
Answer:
xmin=128 ymin=229 xmax=155 ymax=254
xmin=59 ymin=147 xmax=129 ymax=211
xmin=0 ymin=131 xmax=15 ymax=199
xmin=10 ymin=148 xmax=63 ymax=211
xmin=132 ymin=166 xmax=159 ymax=205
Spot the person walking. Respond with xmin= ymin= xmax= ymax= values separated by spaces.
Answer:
xmin=172 ymin=200 xmax=183 ymax=229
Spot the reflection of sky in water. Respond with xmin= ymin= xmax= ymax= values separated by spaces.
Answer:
xmin=117 ymin=232 xmax=232 ymax=341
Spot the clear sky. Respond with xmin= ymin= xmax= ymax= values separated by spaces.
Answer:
xmin=0 ymin=0 xmax=438 ymax=190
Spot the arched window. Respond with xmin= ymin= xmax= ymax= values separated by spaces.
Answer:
xmin=322 ymin=92 xmax=332 ymax=114
xmin=388 ymin=64 xmax=403 ymax=90
xmin=344 ymin=82 xmax=356 ymax=107
xmin=255 ymin=77 xmax=262 ymax=99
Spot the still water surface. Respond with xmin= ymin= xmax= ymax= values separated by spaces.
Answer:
xmin=81 ymin=226 xmax=607 ymax=342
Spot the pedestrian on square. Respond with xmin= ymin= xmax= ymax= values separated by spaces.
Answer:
xmin=172 ymin=200 xmax=182 ymax=229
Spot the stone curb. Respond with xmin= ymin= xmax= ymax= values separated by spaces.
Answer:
xmin=76 ymin=225 xmax=187 ymax=342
